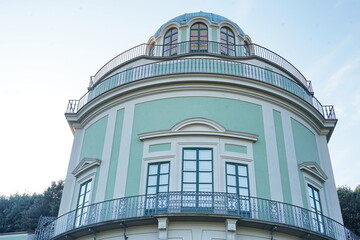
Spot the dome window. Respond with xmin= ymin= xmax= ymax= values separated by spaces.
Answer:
xmin=163 ymin=28 xmax=178 ymax=56
xmin=190 ymin=23 xmax=208 ymax=52
xmin=220 ymin=27 xmax=235 ymax=56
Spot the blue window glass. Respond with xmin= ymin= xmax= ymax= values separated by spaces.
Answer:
xmin=308 ymin=185 xmax=324 ymax=233
xmin=220 ymin=27 xmax=235 ymax=56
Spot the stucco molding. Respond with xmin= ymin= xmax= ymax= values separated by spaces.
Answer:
xmin=72 ymin=158 xmax=102 ymax=178
xmin=138 ymin=117 xmax=258 ymax=142
xmin=299 ymin=162 xmax=328 ymax=183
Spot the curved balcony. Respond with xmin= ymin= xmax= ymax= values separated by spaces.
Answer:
xmin=66 ymin=58 xmax=336 ymax=121
xmin=90 ymin=41 xmax=312 ymax=92
xmin=34 ymin=192 xmax=358 ymax=240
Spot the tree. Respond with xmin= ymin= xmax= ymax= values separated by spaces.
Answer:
xmin=337 ymin=185 xmax=360 ymax=236
xmin=0 ymin=180 xmax=64 ymax=233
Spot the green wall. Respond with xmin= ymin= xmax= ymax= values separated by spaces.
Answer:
xmin=79 ymin=115 xmax=108 ymax=203
xmin=273 ymin=110 xmax=292 ymax=203
xmin=125 ymin=97 xmax=270 ymax=198
xmin=291 ymin=118 xmax=320 ymax=207
xmin=105 ymin=109 xmax=124 ymax=200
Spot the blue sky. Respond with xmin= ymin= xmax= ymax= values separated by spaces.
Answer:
xmin=0 ymin=0 xmax=359 ymax=196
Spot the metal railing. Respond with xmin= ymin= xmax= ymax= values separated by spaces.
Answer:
xmin=35 ymin=192 xmax=358 ymax=240
xmin=67 ymin=58 xmax=336 ymax=120
xmin=90 ymin=41 xmax=311 ymax=92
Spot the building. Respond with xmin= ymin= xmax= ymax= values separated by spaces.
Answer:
xmin=35 ymin=12 xmax=359 ymax=240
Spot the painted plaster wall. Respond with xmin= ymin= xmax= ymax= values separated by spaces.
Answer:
xmin=125 ymin=96 xmax=270 ymax=199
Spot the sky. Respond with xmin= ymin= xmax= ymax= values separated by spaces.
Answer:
xmin=0 ymin=0 xmax=359 ymax=196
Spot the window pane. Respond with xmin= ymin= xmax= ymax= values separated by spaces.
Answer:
xmin=183 ymin=172 xmax=196 ymax=182
xmin=158 ymin=185 xmax=168 ymax=193
xmin=148 ymin=175 xmax=157 ymax=186
xmin=227 ymin=186 xmax=236 ymax=193
xmin=183 ymin=184 xmax=196 ymax=191
xmin=160 ymin=163 xmax=169 ymax=174
xmin=184 ymin=160 xmax=196 ymax=171
xmin=238 ymin=165 xmax=247 ymax=176
xmin=184 ymin=150 xmax=196 ymax=160
xmin=149 ymin=164 xmax=158 ymax=175
xmin=199 ymin=161 xmax=212 ymax=171
xmin=199 ymin=150 xmax=211 ymax=160
xmin=159 ymin=175 xmax=168 ymax=185
xmin=199 ymin=184 xmax=212 ymax=192
xmin=239 ymin=188 xmax=248 ymax=196
xmin=227 ymin=175 xmax=236 ymax=186
xmin=147 ymin=186 xmax=156 ymax=194
xmin=80 ymin=185 xmax=86 ymax=195
xmin=199 ymin=172 xmax=212 ymax=183
xmin=238 ymin=177 xmax=248 ymax=188
xmin=227 ymin=164 xmax=235 ymax=175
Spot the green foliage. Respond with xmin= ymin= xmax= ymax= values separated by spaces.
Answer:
xmin=0 ymin=180 xmax=64 ymax=233
xmin=337 ymin=185 xmax=360 ymax=236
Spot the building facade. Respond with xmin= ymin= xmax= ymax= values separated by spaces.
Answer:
xmin=35 ymin=12 xmax=359 ymax=240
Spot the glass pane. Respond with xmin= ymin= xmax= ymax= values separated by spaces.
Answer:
xmin=308 ymin=186 xmax=313 ymax=196
xmin=78 ymin=195 xmax=84 ymax=206
xmin=159 ymin=175 xmax=168 ymax=185
xmin=158 ymin=185 xmax=168 ymax=193
xmin=316 ymin=201 xmax=321 ymax=212
xmin=184 ymin=160 xmax=196 ymax=171
xmin=199 ymin=161 xmax=212 ymax=171
xmin=238 ymin=165 xmax=247 ymax=176
xmin=239 ymin=188 xmax=248 ymax=196
xmin=87 ymin=181 xmax=92 ymax=190
xmin=227 ymin=175 xmax=236 ymax=186
xmin=148 ymin=175 xmax=157 ymax=186
xmin=80 ymin=185 xmax=85 ymax=195
xmin=227 ymin=164 xmax=235 ymax=175
xmin=314 ymin=191 xmax=320 ymax=201
xmin=149 ymin=164 xmax=158 ymax=175
xmin=147 ymin=186 xmax=156 ymax=194
xmin=238 ymin=177 xmax=248 ymax=188
xmin=84 ymin=193 xmax=90 ymax=203
xmin=199 ymin=150 xmax=211 ymax=160
xmin=227 ymin=186 xmax=236 ymax=193
xmin=184 ymin=150 xmax=196 ymax=160
xmin=183 ymin=172 xmax=196 ymax=182
xmin=199 ymin=184 xmax=212 ymax=192
xmin=160 ymin=163 xmax=169 ymax=174
xmin=183 ymin=184 xmax=196 ymax=191
xmin=199 ymin=172 xmax=212 ymax=183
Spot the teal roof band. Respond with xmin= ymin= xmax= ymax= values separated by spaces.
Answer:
xmin=154 ymin=12 xmax=246 ymax=37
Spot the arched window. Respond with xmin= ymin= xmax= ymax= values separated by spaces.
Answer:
xmin=220 ymin=27 xmax=235 ymax=56
xmin=190 ymin=23 xmax=208 ymax=52
xmin=163 ymin=28 xmax=178 ymax=56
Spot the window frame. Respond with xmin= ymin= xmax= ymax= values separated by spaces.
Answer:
xmin=220 ymin=27 xmax=236 ymax=56
xmin=145 ymin=162 xmax=170 ymax=195
xmin=190 ymin=22 xmax=208 ymax=53
xmin=181 ymin=148 xmax=214 ymax=193
xmin=163 ymin=28 xmax=178 ymax=56
xmin=308 ymin=184 xmax=324 ymax=233
xmin=74 ymin=179 xmax=92 ymax=227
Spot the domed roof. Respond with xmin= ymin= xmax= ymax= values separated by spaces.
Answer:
xmin=154 ymin=12 xmax=246 ymax=37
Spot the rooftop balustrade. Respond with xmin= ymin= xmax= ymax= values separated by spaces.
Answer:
xmin=66 ymin=58 xmax=336 ymax=121
xmin=34 ymin=192 xmax=358 ymax=240
xmin=90 ymin=41 xmax=312 ymax=93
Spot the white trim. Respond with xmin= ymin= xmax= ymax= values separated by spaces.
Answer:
xmin=72 ymin=158 xmax=101 ymax=178
xmin=299 ymin=162 xmax=328 ymax=183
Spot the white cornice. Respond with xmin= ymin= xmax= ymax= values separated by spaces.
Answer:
xmin=72 ymin=158 xmax=101 ymax=178
xmin=299 ymin=162 xmax=328 ymax=183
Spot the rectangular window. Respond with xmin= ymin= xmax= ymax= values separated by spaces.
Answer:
xmin=182 ymin=148 xmax=213 ymax=209
xmin=226 ymin=163 xmax=250 ymax=216
xmin=75 ymin=180 xmax=92 ymax=227
xmin=308 ymin=185 xmax=324 ymax=233
xmin=145 ymin=162 xmax=170 ymax=213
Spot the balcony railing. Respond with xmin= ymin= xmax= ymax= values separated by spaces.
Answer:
xmin=66 ymin=58 xmax=336 ymax=120
xmin=90 ymin=41 xmax=312 ymax=93
xmin=35 ymin=192 xmax=358 ymax=240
